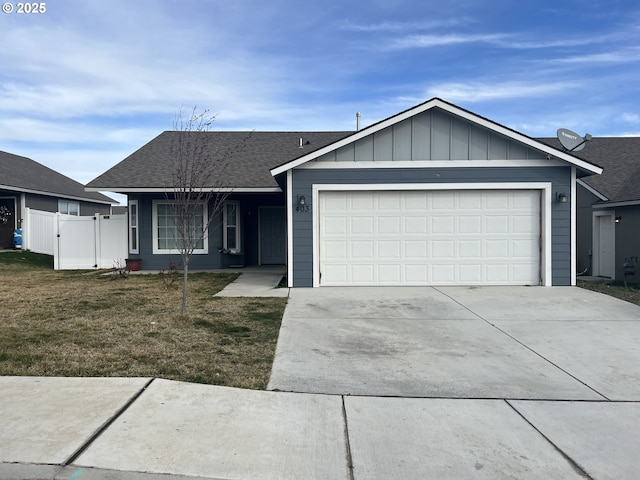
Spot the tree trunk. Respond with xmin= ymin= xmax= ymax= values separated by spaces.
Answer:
xmin=181 ymin=256 xmax=190 ymax=316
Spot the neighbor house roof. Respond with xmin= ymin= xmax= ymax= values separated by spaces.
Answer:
xmin=539 ymin=137 xmax=640 ymax=204
xmin=0 ymin=150 xmax=115 ymax=204
xmin=86 ymin=131 xmax=353 ymax=193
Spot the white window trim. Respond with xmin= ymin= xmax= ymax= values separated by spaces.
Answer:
xmin=152 ymin=199 xmax=208 ymax=255
xmin=223 ymin=200 xmax=241 ymax=254
xmin=128 ymin=199 xmax=139 ymax=254
xmin=58 ymin=199 xmax=80 ymax=216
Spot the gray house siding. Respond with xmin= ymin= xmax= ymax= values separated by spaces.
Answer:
xmin=290 ymin=166 xmax=573 ymax=287
xmin=312 ymin=109 xmax=547 ymax=164
xmin=614 ymin=205 xmax=640 ymax=283
xmin=23 ymin=192 xmax=111 ymax=216
xmin=128 ymin=192 xmax=285 ymax=271
xmin=129 ymin=194 xmax=222 ymax=270
xmin=590 ymin=203 xmax=640 ymax=283
xmin=576 ymin=186 xmax=600 ymax=275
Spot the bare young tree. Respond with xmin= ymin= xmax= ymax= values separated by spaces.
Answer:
xmin=169 ymin=106 xmax=243 ymax=316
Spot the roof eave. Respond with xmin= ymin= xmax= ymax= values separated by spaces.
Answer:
xmin=1 ymin=184 xmax=116 ymax=205
xmin=85 ymin=187 xmax=282 ymax=194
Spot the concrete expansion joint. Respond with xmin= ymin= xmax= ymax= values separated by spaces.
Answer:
xmin=63 ymin=378 xmax=156 ymax=467
xmin=341 ymin=395 xmax=355 ymax=480
xmin=504 ymin=400 xmax=595 ymax=480
xmin=485 ymin=322 xmax=611 ymax=401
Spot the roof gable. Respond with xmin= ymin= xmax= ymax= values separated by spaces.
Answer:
xmin=270 ymin=98 xmax=602 ymax=176
xmin=0 ymin=150 xmax=114 ymax=204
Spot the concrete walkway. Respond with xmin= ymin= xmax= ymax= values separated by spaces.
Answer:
xmin=2 ymin=280 xmax=640 ymax=479
xmin=214 ymin=266 xmax=289 ymax=297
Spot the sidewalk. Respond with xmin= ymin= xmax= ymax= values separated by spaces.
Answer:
xmin=2 ymin=376 xmax=639 ymax=480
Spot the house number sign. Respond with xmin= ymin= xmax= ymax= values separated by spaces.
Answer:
xmin=295 ymin=205 xmax=310 ymax=213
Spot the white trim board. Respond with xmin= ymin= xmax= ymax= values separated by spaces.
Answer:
xmin=311 ymin=182 xmax=553 ymax=288
xmin=298 ymin=159 xmax=567 ymax=169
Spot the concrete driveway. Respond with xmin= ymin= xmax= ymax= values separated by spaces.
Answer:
xmin=268 ymin=286 xmax=640 ymax=400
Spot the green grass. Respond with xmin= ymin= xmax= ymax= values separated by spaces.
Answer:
xmin=0 ymin=251 xmax=287 ymax=389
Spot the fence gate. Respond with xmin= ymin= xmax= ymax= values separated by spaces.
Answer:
xmin=53 ymin=213 xmax=128 ymax=270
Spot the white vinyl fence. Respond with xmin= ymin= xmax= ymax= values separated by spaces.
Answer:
xmin=23 ymin=207 xmax=128 ymax=270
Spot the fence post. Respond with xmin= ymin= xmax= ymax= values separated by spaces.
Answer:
xmin=53 ymin=212 xmax=60 ymax=270
xmin=23 ymin=207 xmax=30 ymax=251
xmin=93 ymin=213 xmax=104 ymax=268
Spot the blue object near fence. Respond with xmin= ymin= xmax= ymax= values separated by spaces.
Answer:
xmin=13 ymin=228 xmax=22 ymax=249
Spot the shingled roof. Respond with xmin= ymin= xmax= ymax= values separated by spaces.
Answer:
xmin=0 ymin=150 xmax=114 ymax=204
xmin=86 ymin=131 xmax=353 ymax=192
xmin=539 ymin=137 xmax=640 ymax=203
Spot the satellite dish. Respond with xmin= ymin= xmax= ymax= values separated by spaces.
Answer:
xmin=557 ymin=128 xmax=592 ymax=152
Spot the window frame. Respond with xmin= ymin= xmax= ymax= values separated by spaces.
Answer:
xmin=58 ymin=199 xmax=80 ymax=216
xmin=152 ymin=199 xmax=209 ymax=255
xmin=128 ymin=199 xmax=139 ymax=254
xmin=223 ymin=200 xmax=241 ymax=254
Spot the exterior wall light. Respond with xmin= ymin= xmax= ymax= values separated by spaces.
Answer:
xmin=297 ymin=195 xmax=306 ymax=207
xmin=615 ymin=216 xmax=622 ymax=223
xmin=557 ymin=192 xmax=568 ymax=203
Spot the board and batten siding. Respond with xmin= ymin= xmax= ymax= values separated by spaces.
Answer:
xmin=312 ymin=109 xmax=547 ymax=164
xmin=290 ymin=166 xmax=572 ymax=287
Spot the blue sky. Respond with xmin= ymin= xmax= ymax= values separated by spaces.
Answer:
xmin=1 ymin=0 xmax=639 ymax=204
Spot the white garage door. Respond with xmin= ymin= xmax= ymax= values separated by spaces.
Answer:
xmin=319 ymin=190 xmax=541 ymax=286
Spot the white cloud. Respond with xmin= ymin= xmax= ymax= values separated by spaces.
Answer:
xmin=390 ymin=33 xmax=506 ymax=49
xmin=340 ymin=19 xmax=467 ymax=33
xmin=425 ymin=80 xmax=580 ymax=102
xmin=621 ymin=112 xmax=640 ymax=124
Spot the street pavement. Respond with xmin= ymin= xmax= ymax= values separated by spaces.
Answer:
xmin=2 ymin=275 xmax=640 ymax=479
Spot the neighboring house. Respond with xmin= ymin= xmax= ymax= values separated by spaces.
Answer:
xmin=87 ymin=98 xmax=602 ymax=287
xmin=0 ymin=150 xmax=115 ymax=249
xmin=540 ymin=137 xmax=640 ymax=283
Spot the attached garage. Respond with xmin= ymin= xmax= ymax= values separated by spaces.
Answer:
xmin=318 ymin=188 xmax=541 ymax=286
xmin=270 ymin=98 xmax=602 ymax=288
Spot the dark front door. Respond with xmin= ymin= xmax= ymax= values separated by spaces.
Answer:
xmin=0 ymin=198 xmax=16 ymax=249
xmin=259 ymin=207 xmax=286 ymax=265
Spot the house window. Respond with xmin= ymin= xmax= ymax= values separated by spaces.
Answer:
xmin=224 ymin=201 xmax=241 ymax=253
xmin=128 ymin=200 xmax=139 ymax=254
xmin=152 ymin=200 xmax=208 ymax=254
xmin=58 ymin=200 xmax=79 ymax=216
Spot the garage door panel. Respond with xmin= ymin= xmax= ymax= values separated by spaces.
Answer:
xmin=351 ymin=241 xmax=373 ymax=258
xmin=405 ymin=240 xmax=428 ymax=259
xmin=378 ymin=216 xmax=401 ymax=234
xmin=459 ymin=215 xmax=482 ymax=233
xmin=405 ymin=216 xmax=427 ymax=234
xmin=486 ymin=215 xmax=509 ymax=233
xmin=323 ymin=216 xmax=347 ymax=235
xmin=432 ymin=216 xmax=455 ymax=234
xmin=351 ymin=216 xmax=374 ymax=234
xmin=486 ymin=240 xmax=509 ymax=258
xmin=378 ymin=240 xmax=401 ymax=259
xmin=459 ymin=240 xmax=481 ymax=258
xmin=319 ymin=190 xmax=540 ymax=286
xmin=513 ymin=215 xmax=538 ymax=234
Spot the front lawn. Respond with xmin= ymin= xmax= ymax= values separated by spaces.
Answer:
xmin=577 ymin=279 xmax=640 ymax=307
xmin=0 ymin=252 xmax=287 ymax=389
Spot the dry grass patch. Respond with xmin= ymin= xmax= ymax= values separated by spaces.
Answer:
xmin=578 ymin=279 xmax=640 ymax=307
xmin=0 ymin=252 xmax=287 ymax=389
